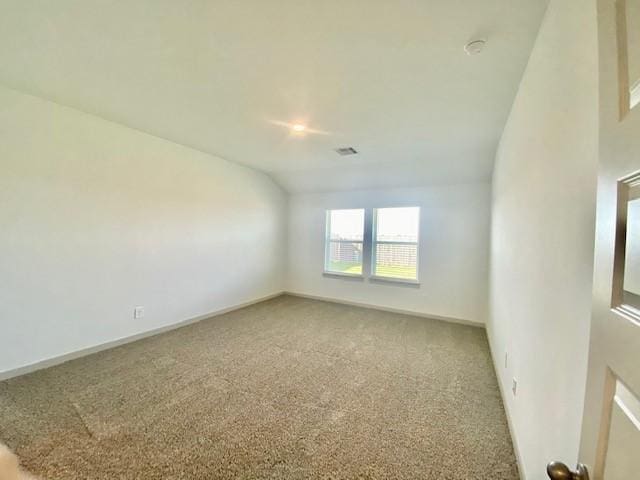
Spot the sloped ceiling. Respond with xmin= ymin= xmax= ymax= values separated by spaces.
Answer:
xmin=0 ymin=0 xmax=548 ymax=193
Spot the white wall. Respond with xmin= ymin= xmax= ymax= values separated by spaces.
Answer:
xmin=0 ymin=85 xmax=287 ymax=376
xmin=487 ymin=1 xmax=598 ymax=479
xmin=287 ymin=184 xmax=491 ymax=324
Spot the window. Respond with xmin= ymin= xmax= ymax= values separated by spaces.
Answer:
xmin=325 ymin=209 xmax=365 ymax=276
xmin=323 ymin=207 xmax=420 ymax=283
xmin=372 ymin=207 xmax=420 ymax=281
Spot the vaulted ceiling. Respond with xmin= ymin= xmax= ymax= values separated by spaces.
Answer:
xmin=0 ymin=1 xmax=549 ymax=193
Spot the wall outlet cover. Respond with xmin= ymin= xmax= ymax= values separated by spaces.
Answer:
xmin=512 ymin=378 xmax=518 ymax=396
xmin=134 ymin=306 xmax=144 ymax=319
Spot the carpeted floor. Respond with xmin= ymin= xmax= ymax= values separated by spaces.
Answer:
xmin=0 ymin=295 xmax=518 ymax=479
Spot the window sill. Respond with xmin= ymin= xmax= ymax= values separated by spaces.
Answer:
xmin=369 ymin=275 xmax=420 ymax=286
xmin=323 ymin=271 xmax=364 ymax=280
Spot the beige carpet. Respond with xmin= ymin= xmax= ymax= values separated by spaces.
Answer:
xmin=0 ymin=295 xmax=518 ymax=479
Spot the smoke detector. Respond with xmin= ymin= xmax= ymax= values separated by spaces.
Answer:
xmin=464 ymin=39 xmax=486 ymax=56
xmin=335 ymin=147 xmax=358 ymax=156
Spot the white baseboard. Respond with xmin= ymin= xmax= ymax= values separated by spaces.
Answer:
xmin=1 ymin=291 xmax=483 ymax=381
xmin=0 ymin=291 xmax=285 ymax=381
xmin=284 ymin=291 xmax=484 ymax=328
xmin=485 ymin=330 xmax=526 ymax=480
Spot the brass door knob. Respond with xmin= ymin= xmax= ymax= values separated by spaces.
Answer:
xmin=547 ymin=461 xmax=590 ymax=480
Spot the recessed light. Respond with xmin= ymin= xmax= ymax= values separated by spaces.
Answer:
xmin=292 ymin=124 xmax=306 ymax=132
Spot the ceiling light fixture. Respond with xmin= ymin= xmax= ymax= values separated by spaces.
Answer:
xmin=464 ymin=39 xmax=486 ymax=56
xmin=292 ymin=124 xmax=306 ymax=132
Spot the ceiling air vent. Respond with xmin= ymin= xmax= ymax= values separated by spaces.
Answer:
xmin=335 ymin=147 xmax=358 ymax=156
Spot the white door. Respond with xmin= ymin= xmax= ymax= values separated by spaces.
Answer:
xmin=548 ymin=0 xmax=640 ymax=479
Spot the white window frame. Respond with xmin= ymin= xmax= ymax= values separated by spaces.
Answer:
xmin=324 ymin=209 xmax=365 ymax=278
xmin=370 ymin=207 xmax=420 ymax=284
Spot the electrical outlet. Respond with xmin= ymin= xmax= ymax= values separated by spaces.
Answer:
xmin=504 ymin=352 xmax=508 ymax=369
xmin=133 ymin=306 xmax=144 ymax=319
xmin=512 ymin=378 xmax=518 ymax=397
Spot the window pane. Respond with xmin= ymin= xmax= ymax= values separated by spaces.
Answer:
xmin=329 ymin=209 xmax=364 ymax=241
xmin=376 ymin=207 xmax=419 ymax=242
xmin=327 ymin=241 xmax=363 ymax=275
xmin=374 ymin=243 xmax=417 ymax=280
